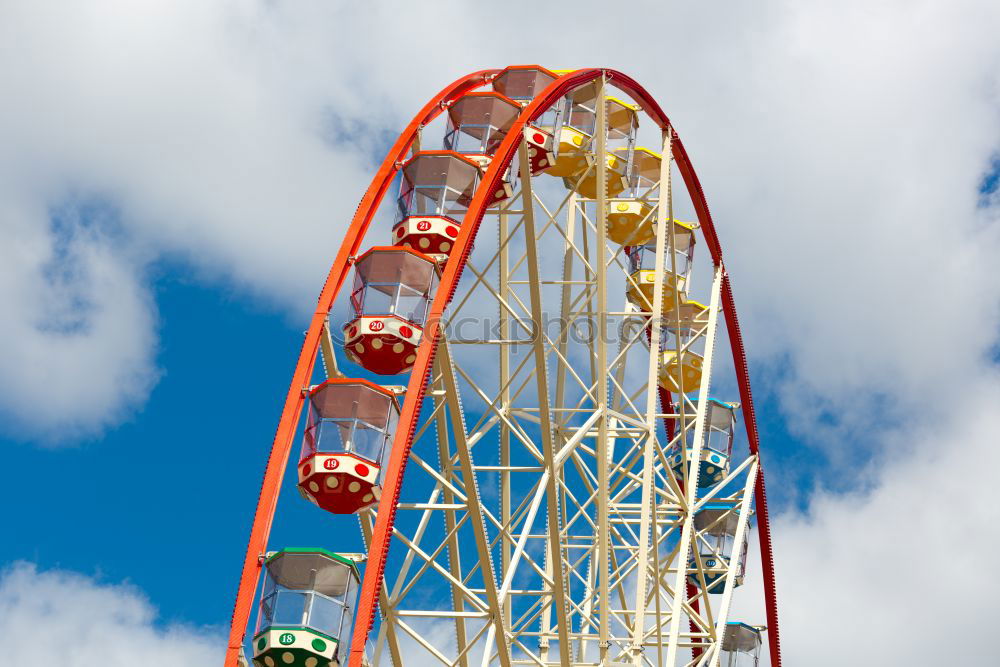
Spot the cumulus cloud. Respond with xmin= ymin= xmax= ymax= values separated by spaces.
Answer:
xmin=0 ymin=0 xmax=378 ymax=439
xmin=7 ymin=0 xmax=404 ymax=299
xmin=0 ymin=191 xmax=158 ymax=440
xmin=0 ymin=562 xmax=221 ymax=667
xmin=731 ymin=373 xmax=1000 ymax=665
xmin=3 ymin=0 xmax=998 ymax=441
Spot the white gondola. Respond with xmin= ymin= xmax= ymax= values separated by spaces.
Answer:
xmin=606 ymin=146 xmax=661 ymax=245
xmin=624 ymin=220 xmax=697 ymax=314
xmin=720 ymin=622 xmax=764 ymax=666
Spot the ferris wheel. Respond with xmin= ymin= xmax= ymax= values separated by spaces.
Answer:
xmin=224 ymin=66 xmax=781 ymax=667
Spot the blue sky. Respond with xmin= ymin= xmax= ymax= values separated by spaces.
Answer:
xmin=0 ymin=249 xmax=817 ymax=629
xmin=2 ymin=1 xmax=1000 ymax=666
xmin=1 ymin=267 xmax=295 ymax=627
xmin=0 ymin=257 xmax=403 ymax=628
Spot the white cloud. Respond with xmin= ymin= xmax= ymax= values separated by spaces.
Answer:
xmin=0 ymin=0 xmax=376 ymax=304
xmin=731 ymin=373 xmax=1000 ymax=664
xmin=0 ymin=562 xmax=221 ymax=667
xmin=0 ymin=190 xmax=158 ymax=440
xmin=3 ymin=0 xmax=998 ymax=440
xmin=0 ymin=0 xmax=378 ymax=440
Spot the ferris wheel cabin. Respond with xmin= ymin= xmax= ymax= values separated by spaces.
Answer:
xmin=252 ymin=548 xmax=360 ymax=667
xmin=391 ymin=152 xmax=482 ymax=257
xmin=490 ymin=65 xmax=560 ymax=174
xmin=545 ymin=82 xmax=600 ymax=176
xmin=689 ymin=501 xmax=749 ymax=594
xmin=491 ymin=65 xmax=557 ymax=103
xmin=625 ymin=220 xmax=697 ymax=314
xmin=551 ymin=90 xmax=635 ymax=199
xmin=297 ymin=379 xmax=400 ymax=514
xmin=444 ymin=93 xmax=519 ymax=164
xmin=343 ymin=246 xmax=439 ymax=375
xmin=562 ymin=95 xmax=636 ymax=199
xmin=606 ymin=146 xmax=661 ymax=246
xmin=668 ymin=397 xmax=738 ymax=486
xmin=658 ymin=299 xmax=709 ymax=394
xmin=720 ymin=622 xmax=763 ymax=667
xmin=443 ymin=93 xmax=521 ymax=206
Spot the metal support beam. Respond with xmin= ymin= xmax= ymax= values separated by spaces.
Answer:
xmin=519 ymin=140 xmax=573 ymax=667
xmin=436 ymin=341 xmax=513 ymax=667
xmin=359 ymin=510 xmax=404 ymax=667
xmin=499 ymin=199 xmax=514 ymax=641
xmin=629 ymin=127 xmax=674 ymax=664
xmin=594 ymin=72 xmax=612 ymax=664
xmin=706 ymin=457 xmax=759 ymax=667
xmin=664 ymin=265 xmax=724 ymax=665
xmin=432 ymin=374 xmax=470 ymax=667
xmin=319 ymin=317 xmax=342 ymax=379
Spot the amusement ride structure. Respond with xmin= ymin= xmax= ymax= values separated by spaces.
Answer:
xmin=224 ymin=66 xmax=781 ymax=667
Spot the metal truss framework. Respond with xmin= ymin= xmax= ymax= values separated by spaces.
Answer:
xmin=224 ymin=68 xmax=781 ymax=667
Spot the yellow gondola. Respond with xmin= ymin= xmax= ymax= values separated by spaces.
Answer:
xmin=624 ymin=220 xmax=697 ymax=313
xmin=606 ymin=146 xmax=661 ymax=245
xmin=546 ymin=87 xmax=637 ymax=197
xmin=658 ymin=299 xmax=709 ymax=393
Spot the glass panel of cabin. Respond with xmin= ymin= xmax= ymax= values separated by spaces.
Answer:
xmin=302 ymin=384 xmax=399 ymax=464
xmin=533 ymin=101 xmax=562 ymax=135
xmin=564 ymin=82 xmax=600 ymax=136
xmin=628 ymin=235 xmax=695 ymax=276
xmin=704 ymin=401 xmax=736 ymax=457
xmin=622 ymin=148 xmax=661 ymax=196
xmin=720 ymin=624 xmax=761 ymax=667
xmin=351 ymin=417 xmax=388 ymax=463
xmin=308 ymin=592 xmax=344 ymax=639
xmin=445 ymin=95 xmax=520 ymax=156
xmin=396 ymin=155 xmax=480 ymax=221
xmin=351 ymin=250 xmax=438 ymax=321
xmin=493 ymin=67 xmax=556 ymax=102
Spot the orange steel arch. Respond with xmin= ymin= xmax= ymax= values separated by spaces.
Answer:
xmin=224 ymin=67 xmax=782 ymax=667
